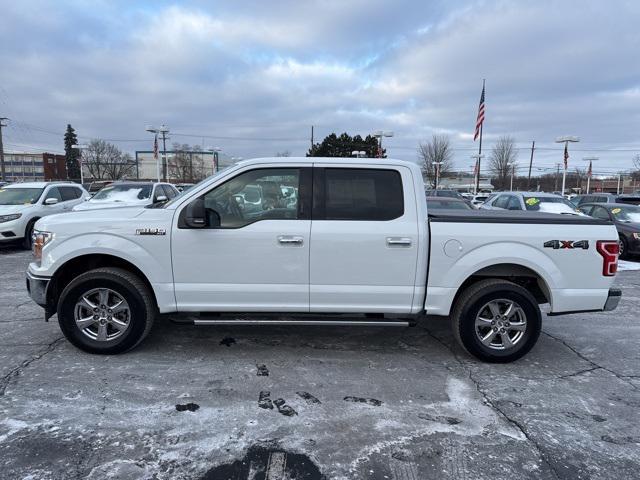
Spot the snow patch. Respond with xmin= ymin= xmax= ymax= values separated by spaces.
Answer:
xmin=618 ymin=260 xmax=640 ymax=271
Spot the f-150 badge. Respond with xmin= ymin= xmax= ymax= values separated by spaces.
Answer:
xmin=136 ymin=228 xmax=166 ymax=236
xmin=544 ymin=240 xmax=589 ymax=249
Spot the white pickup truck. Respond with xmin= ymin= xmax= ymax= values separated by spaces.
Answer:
xmin=26 ymin=158 xmax=621 ymax=362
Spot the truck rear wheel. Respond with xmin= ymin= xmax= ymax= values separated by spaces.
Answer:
xmin=57 ymin=267 xmax=156 ymax=354
xmin=451 ymin=279 xmax=541 ymax=363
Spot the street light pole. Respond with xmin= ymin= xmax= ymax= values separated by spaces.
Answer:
xmin=71 ymin=144 xmax=88 ymax=185
xmin=582 ymin=156 xmax=598 ymax=194
xmin=373 ymin=130 xmax=393 ymax=158
xmin=509 ymin=163 xmax=515 ymax=191
xmin=470 ymin=154 xmax=484 ymax=194
xmin=555 ymin=136 xmax=580 ymax=196
xmin=432 ymin=161 xmax=442 ymax=190
xmin=146 ymin=124 xmax=170 ymax=182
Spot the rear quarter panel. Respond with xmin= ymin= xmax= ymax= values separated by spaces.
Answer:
xmin=426 ymin=220 xmax=619 ymax=315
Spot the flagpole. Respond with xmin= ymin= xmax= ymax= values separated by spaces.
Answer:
xmin=555 ymin=136 xmax=579 ymax=196
xmin=475 ymin=79 xmax=485 ymax=194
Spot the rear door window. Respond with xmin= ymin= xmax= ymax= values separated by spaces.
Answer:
xmin=591 ymin=206 xmax=611 ymax=220
xmin=59 ymin=186 xmax=82 ymax=201
xmin=315 ymin=168 xmax=404 ymax=221
xmin=506 ymin=196 xmax=522 ymax=210
xmin=493 ymin=195 xmax=509 ymax=209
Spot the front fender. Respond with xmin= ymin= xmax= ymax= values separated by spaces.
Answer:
xmin=29 ymin=232 xmax=176 ymax=313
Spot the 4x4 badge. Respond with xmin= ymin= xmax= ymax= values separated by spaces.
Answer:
xmin=136 ymin=228 xmax=166 ymax=236
xmin=544 ymin=240 xmax=589 ymax=250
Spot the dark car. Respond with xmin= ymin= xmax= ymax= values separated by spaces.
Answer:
xmin=578 ymin=203 xmax=640 ymax=259
xmin=573 ymin=193 xmax=619 ymax=206
xmin=426 ymin=197 xmax=473 ymax=210
xmin=425 ymin=189 xmax=473 ymax=207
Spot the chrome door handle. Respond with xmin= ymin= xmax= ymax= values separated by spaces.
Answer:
xmin=278 ymin=235 xmax=304 ymax=245
xmin=386 ymin=237 xmax=412 ymax=246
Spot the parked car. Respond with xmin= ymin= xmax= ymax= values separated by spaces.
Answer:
xmin=0 ymin=181 xmax=89 ymax=249
xmin=175 ymin=183 xmax=195 ymax=192
xmin=578 ymin=203 xmax=640 ymax=259
xmin=572 ymin=193 xmax=619 ymax=206
xmin=84 ymin=180 xmax=113 ymax=196
xmin=27 ymin=157 xmax=621 ymax=363
xmin=73 ymin=182 xmax=179 ymax=211
xmin=481 ymin=192 xmax=584 ymax=215
xmin=616 ymin=193 xmax=640 ymax=206
xmin=426 ymin=197 xmax=473 ymax=210
xmin=425 ymin=189 xmax=473 ymax=207
xmin=470 ymin=193 xmax=490 ymax=208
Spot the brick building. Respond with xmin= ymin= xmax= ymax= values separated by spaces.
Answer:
xmin=3 ymin=152 xmax=67 ymax=182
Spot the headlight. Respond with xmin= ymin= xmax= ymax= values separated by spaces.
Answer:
xmin=633 ymin=233 xmax=640 ymax=240
xmin=0 ymin=213 xmax=21 ymax=223
xmin=32 ymin=230 xmax=54 ymax=261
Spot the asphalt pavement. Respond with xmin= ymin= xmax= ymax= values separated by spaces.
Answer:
xmin=1 ymin=246 xmax=639 ymax=479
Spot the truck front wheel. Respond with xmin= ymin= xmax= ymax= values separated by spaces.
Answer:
xmin=451 ymin=279 xmax=541 ymax=363
xmin=57 ymin=267 xmax=156 ymax=354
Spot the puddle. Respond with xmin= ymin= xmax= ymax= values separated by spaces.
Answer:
xmin=200 ymin=443 xmax=325 ymax=479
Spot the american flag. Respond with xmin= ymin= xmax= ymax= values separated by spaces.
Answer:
xmin=153 ymin=134 xmax=159 ymax=160
xmin=587 ymin=159 xmax=592 ymax=178
xmin=563 ymin=142 xmax=569 ymax=169
xmin=474 ymin=82 xmax=485 ymax=141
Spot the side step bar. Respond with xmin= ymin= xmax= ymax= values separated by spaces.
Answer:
xmin=192 ymin=319 xmax=410 ymax=327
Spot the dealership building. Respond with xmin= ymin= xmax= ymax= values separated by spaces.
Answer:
xmin=133 ymin=150 xmax=234 ymax=181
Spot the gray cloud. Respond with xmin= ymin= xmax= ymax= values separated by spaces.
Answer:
xmin=0 ymin=0 xmax=638 ymax=176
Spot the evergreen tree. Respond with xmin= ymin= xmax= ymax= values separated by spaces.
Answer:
xmin=64 ymin=124 xmax=81 ymax=181
xmin=307 ymin=132 xmax=385 ymax=158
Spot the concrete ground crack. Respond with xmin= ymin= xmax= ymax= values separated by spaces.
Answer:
xmin=418 ymin=326 xmax=562 ymax=480
xmin=0 ymin=337 xmax=65 ymax=396
xmin=558 ymin=366 xmax=602 ymax=379
xmin=542 ymin=331 xmax=638 ymax=391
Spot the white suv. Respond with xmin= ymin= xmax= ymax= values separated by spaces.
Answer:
xmin=0 ymin=182 xmax=89 ymax=249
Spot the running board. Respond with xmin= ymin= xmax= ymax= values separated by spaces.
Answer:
xmin=191 ymin=319 xmax=411 ymax=327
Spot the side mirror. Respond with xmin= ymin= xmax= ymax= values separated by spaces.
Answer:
xmin=184 ymin=198 xmax=208 ymax=228
xmin=155 ymin=195 xmax=168 ymax=203
xmin=44 ymin=198 xmax=59 ymax=205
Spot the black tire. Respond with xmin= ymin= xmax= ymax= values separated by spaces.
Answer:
xmin=451 ymin=279 xmax=542 ymax=363
xmin=57 ymin=267 xmax=156 ymax=354
xmin=619 ymin=235 xmax=629 ymax=260
xmin=22 ymin=219 xmax=37 ymax=250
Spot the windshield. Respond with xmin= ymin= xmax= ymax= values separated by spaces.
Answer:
xmin=523 ymin=196 xmax=577 ymax=212
xmin=91 ymin=184 xmax=152 ymax=202
xmin=0 ymin=187 xmax=44 ymax=205
xmin=427 ymin=199 xmax=470 ymax=210
xmin=610 ymin=206 xmax=640 ymax=223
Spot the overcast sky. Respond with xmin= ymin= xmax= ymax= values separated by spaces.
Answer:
xmin=1 ymin=0 xmax=639 ymax=176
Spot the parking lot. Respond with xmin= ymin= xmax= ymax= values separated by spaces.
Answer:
xmin=1 ymin=245 xmax=639 ymax=480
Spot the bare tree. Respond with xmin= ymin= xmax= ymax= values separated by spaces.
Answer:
xmin=632 ymin=154 xmax=640 ymax=181
xmin=417 ymin=135 xmax=454 ymax=189
xmin=84 ymin=139 xmax=135 ymax=180
xmin=168 ymin=143 xmax=208 ymax=183
xmin=489 ymin=136 xmax=518 ymax=190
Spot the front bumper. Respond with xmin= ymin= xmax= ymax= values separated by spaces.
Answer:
xmin=603 ymin=288 xmax=622 ymax=311
xmin=26 ymin=271 xmax=49 ymax=308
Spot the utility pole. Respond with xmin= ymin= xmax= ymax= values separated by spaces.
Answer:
xmin=146 ymin=124 xmax=170 ymax=181
xmin=310 ymin=125 xmax=314 ymax=151
xmin=510 ymin=163 xmax=515 ymax=191
xmin=0 ymin=117 xmax=8 ymax=181
xmin=526 ymin=140 xmax=535 ymax=190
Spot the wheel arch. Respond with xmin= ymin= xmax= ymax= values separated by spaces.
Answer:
xmin=45 ymin=254 xmax=158 ymax=318
xmin=451 ymin=263 xmax=552 ymax=314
